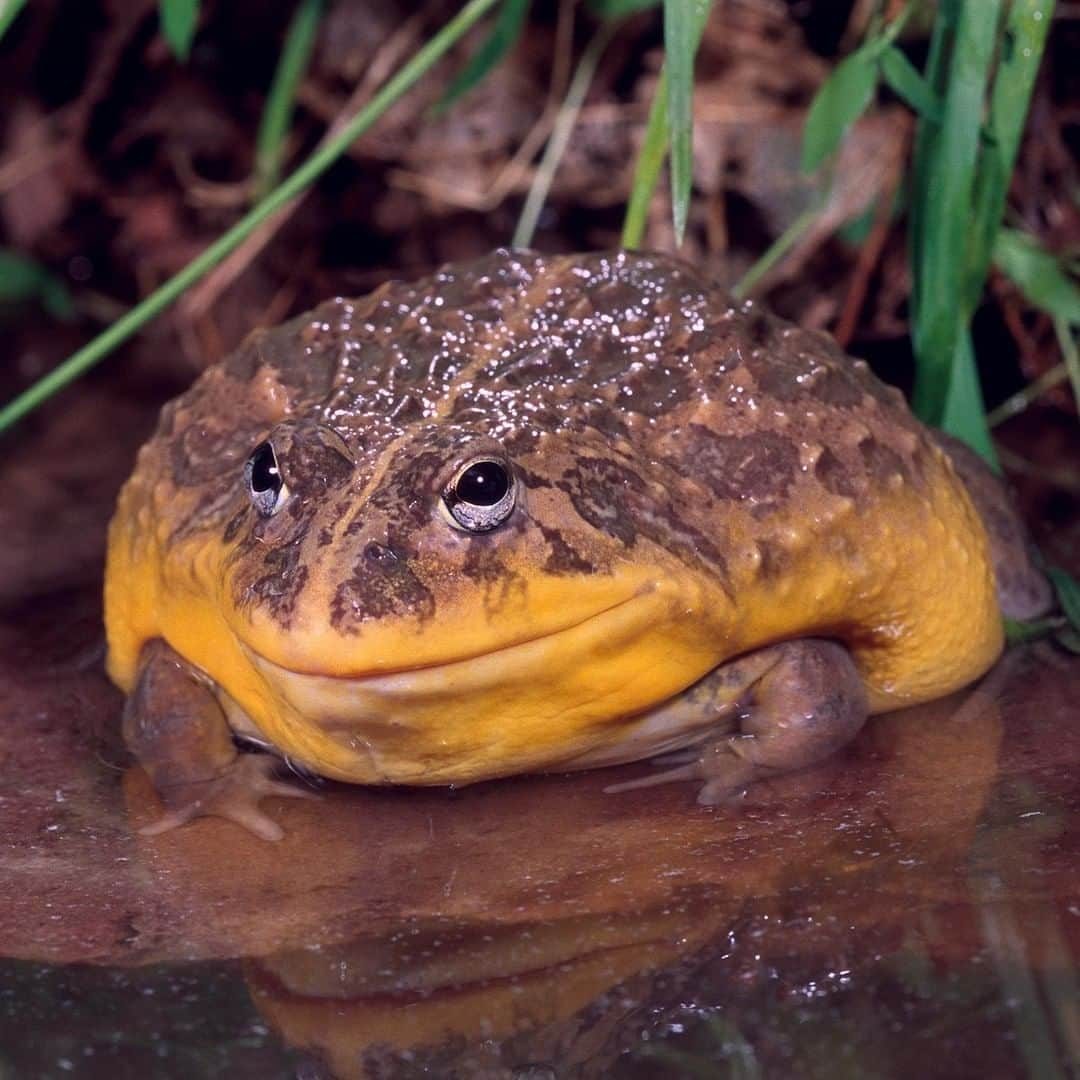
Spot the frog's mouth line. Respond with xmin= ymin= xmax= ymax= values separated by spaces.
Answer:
xmin=238 ymin=589 xmax=651 ymax=685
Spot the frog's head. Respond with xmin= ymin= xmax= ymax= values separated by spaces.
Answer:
xmin=218 ymin=414 xmax=718 ymax=784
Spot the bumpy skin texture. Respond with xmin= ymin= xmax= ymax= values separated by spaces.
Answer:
xmin=105 ymin=250 xmax=1027 ymax=820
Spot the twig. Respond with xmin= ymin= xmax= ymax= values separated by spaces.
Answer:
xmin=987 ymin=363 xmax=1069 ymax=428
xmin=834 ymin=147 xmax=904 ymax=347
xmin=384 ymin=100 xmax=558 ymax=211
xmin=382 ymin=0 xmax=580 ymax=216
xmin=996 ymin=444 xmax=1080 ymax=493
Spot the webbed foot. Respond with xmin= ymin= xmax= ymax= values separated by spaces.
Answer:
xmin=124 ymin=639 xmax=319 ymax=841
xmin=140 ymin=753 xmax=319 ymax=842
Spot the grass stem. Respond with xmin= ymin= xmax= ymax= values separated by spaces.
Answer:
xmin=620 ymin=69 xmax=669 ymax=250
xmin=513 ymin=22 xmax=614 ymax=249
xmin=731 ymin=196 xmax=824 ymax=301
xmin=253 ymin=0 xmax=324 ymax=201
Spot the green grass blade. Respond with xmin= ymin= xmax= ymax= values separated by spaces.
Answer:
xmin=731 ymin=196 xmax=824 ymax=301
xmin=1048 ymin=567 xmax=1080 ymax=633
xmin=0 ymin=0 xmax=501 ymax=434
xmin=910 ymin=0 xmax=1003 ymax=425
xmin=1003 ymin=614 xmax=1070 ymax=645
xmin=880 ymin=45 xmax=942 ymax=121
xmin=800 ymin=2 xmax=918 ymax=174
xmin=800 ymin=42 xmax=879 ymax=173
xmin=1053 ymin=316 xmax=1080 ymax=415
xmin=966 ymin=0 xmax=1055 ymax=309
xmin=621 ymin=68 xmax=668 ymax=249
xmin=253 ymin=0 xmax=323 ymax=201
xmin=991 ymin=228 xmax=1080 ymax=416
xmin=664 ymin=0 xmax=711 ymax=244
xmin=588 ymin=0 xmax=660 ymax=17
xmin=0 ymin=0 xmax=29 ymax=44
xmin=942 ymin=330 xmax=998 ymax=468
xmin=0 ymin=248 xmax=46 ymax=305
xmin=878 ymin=1 xmax=918 ymax=46
xmin=908 ymin=0 xmax=959 ymax=331
xmin=158 ymin=0 xmax=199 ymax=62
xmin=994 ymin=227 xmax=1080 ymax=325
xmin=0 ymin=249 xmax=75 ymax=319
xmin=437 ymin=0 xmax=530 ymax=111
xmin=513 ymin=22 xmax=614 ymax=248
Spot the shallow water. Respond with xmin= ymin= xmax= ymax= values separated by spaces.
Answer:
xmin=1 ymin=392 xmax=1078 ymax=1078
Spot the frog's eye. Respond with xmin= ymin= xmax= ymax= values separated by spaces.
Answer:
xmin=441 ymin=458 xmax=516 ymax=533
xmin=244 ymin=441 xmax=289 ymax=516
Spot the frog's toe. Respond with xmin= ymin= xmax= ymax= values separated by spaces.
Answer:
xmin=696 ymin=780 xmax=733 ymax=806
xmin=253 ymin=774 xmax=322 ymax=802
xmin=138 ymin=800 xmax=285 ymax=843
xmin=694 ymin=746 xmax=757 ymax=804
xmin=604 ymin=751 xmax=751 ymax=802
xmin=140 ymin=754 xmax=319 ymax=841
xmin=138 ymin=805 xmax=202 ymax=837
xmin=604 ymin=761 xmax=700 ymax=794
xmin=213 ymin=801 xmax=285 ymax=843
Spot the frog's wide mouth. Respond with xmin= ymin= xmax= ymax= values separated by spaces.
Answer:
xmin=239 ymin=590 xmax=648 ymax=685
xmin=225 ymin=577 xmax=716 ymax=786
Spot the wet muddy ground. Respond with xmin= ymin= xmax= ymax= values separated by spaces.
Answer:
xmin=0 ymin=367 xmax=1078 ymax=1080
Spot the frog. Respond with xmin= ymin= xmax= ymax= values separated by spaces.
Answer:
xmin=104 ymin=249 xmax=1052 ymax=840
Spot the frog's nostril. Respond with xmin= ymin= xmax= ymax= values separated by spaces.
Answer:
xmin=364 ymin=542 xmax=399 ymax=566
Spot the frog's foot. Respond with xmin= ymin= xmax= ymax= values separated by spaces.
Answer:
xmin=140 ymin=753 xmax=319 ymax=842
xmin=125 ymin=639 xmax=320 ymax=841
xmin=606 ymin=639 xmax=868 ymax=804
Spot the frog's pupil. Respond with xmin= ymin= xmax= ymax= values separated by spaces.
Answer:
xmin=456 ymin=461 xmax=509 ymax=506
xmin=250 ymin=443 xmax=280 ymax=494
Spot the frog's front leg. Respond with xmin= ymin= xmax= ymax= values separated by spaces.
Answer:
xmin=123 ymin=639 xmax=314 ymax=841
xmin=608 ymin=639 xmax=867 ymax=803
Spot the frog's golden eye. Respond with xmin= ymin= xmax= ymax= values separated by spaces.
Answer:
xmin=441 ymin=458 xmax=516 ymax=533
xmin=244 ymin=441 xmax=289 ymax=516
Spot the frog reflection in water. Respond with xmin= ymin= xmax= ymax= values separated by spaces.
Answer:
xmin=104 ymin=250 xmax=1052 ymax=839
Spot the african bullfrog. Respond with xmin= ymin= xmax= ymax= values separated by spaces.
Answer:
xmin=104 ymin=250 xmax=1051 ymax=839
